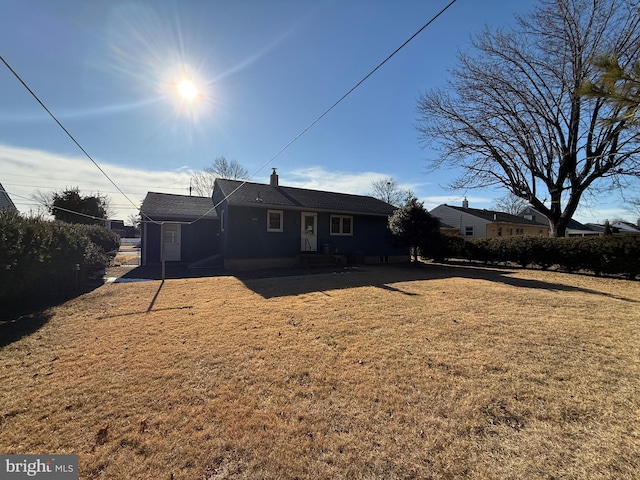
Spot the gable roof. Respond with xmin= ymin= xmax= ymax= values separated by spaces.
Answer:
xmin=519 ymin=206 xmax=593 ymax=232
xmin=0 ymin=182 xmax=17 ymax=212
xmin=611 ymin=220 xmax=640 ymax=233
xmin=214 ymin=179 xmax=395 ymax=216
xmin=438 ymin=204 xmax=548 ymax=226
xmin=140 ymin=192 xmax=218 ymax=221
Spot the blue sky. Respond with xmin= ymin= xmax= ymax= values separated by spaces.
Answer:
xmin=0 ymin=0 xmax=633 ymax=223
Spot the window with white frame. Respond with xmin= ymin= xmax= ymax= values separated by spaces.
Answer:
xmin=267 ymin=210 xmax=283 ymax=232
xmin=330 ymin=215 xmax=353 ymax=235
xmin=464 ymin=226 xmax=474 ymax=236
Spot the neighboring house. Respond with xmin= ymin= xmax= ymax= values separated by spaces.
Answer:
xmin=430 ymin=200 xmax=549 ymax=239
xmin=518 ymin=206 xmax=599 ymax=237
xmin=587 ymin=220 xmax=640 ymax=235
xmin=139 ymin=171 xmax=407 ymax=270
xmin=438 ymin=221 xmax=459 ymax=236
xmin=106 ymin=219 xmax=137 ymax=238
xmin=106 ymin=219 xmax=126 ymax=237
xmin=140 ymin=192 xmax=219 ymax=266
xmin=0 ymin=181 xmax=18 ymax=213
xmin=212 ymin=170 xmax=407 ymax=270
xmin=611 ymin=220 xmax=640 ymax=235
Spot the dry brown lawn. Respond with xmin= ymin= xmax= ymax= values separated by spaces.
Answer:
xmin=1 ymin=263 xmax=639 ymax=479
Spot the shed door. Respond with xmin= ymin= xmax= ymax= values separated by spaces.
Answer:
xmin=300 ymin=212 xmax=317 ymax=252
xmin=163 ymin=223 xmax=181 ymax=261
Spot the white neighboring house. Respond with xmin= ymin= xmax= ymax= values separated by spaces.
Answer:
xmin=0 ymin=181 xmax=18 ymax=213
xmin=585 ymin=221 xmax=640 ymax=235
xmin=610 ymin=220 xmax=640 ymax=235
xmin=518 ymin=206 xmax=599 ymax=237
xmin=430 ymin=199 xmax=549 ymax=239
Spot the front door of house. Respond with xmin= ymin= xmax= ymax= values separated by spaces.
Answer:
xmin=163 ymin=223 xmax=181 ymax=261
xmin=300 ymin=212 xmax=317 ymax=252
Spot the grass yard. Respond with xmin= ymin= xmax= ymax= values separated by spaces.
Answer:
xmin=1 ymin=263 xmax=639 ymax=479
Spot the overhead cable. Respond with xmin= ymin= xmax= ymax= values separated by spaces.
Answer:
xmin=185 ymin=0 xmax=459 ymax=224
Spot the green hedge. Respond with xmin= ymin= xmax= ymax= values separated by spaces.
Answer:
xmin=428 ymin=234 xmax=640 ymax=279
xmin=0 ymin=212 xmax=120 ymax=310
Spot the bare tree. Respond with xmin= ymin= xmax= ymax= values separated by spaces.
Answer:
xmin=369 ymin=177 xmax=412 ymax=207
xmin=416 ymin=0 xmax=640 ymax=237
xmin=126 ymin=213 xmax=141 ymax=228
xmin=191 ymin=157 xmax=249 ymax=197
xmin=492 ymin=192 xmax=529 ymax=215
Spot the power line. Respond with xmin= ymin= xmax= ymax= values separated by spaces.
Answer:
xmin=1 ymin=172 xmax=188 ymax=190
xmin=3 ymin=1 xmax=458 ymax=226
xmin=0 ymin=187 xmax=109 ymax=221
xmin=183 ymin=0 xmax=459 ymax=225
xmin=0 ymin=55 xmax=146 ymax=219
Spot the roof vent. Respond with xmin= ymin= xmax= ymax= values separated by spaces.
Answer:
xmin=462 ymin=197 xmax=469 ymax=208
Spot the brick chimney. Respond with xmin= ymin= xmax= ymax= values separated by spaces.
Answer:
xmin=270 ymin=168 xmax=279 ymax=187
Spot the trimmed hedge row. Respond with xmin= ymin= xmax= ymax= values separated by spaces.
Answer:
xmin=0 ymin=212 xmax=120 ymax=310
xmin=431 ymin=234 xmax=640 ymax=279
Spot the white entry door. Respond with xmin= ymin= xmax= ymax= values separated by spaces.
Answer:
xmin=300 ymin=212 xmax=317 ymax=252
xmin=163 ymin=223 xmax=181 ymax=261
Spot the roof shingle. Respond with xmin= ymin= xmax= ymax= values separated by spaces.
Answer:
xmin=442 ymin=204 xmax=548 ymax=226
xmin=0 ymin=181 xmax=17 ymax=212
xmin=140 ymin=192 xmax=217 ymax=221
xmin=215 ymin=179 xmax=395 ymax=216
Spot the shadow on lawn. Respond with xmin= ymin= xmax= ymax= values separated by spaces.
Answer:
xmin=239 ymin=262 xmax=640 ymax=303
xmin=0 ymin=311 xmax=53 ymax=348
xmin=0 ymin=277 xmax=108 ymax=347
xmin=112 ymin=261 xmax=639 ymax=303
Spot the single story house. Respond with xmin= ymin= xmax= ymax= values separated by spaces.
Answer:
xmin=518 ymin=206 xmax=599 ymax=237
xmin=430 ymin=200 xmax=549 ymax=239
xmin=0 ymin=181 xmax=18 ymax=213
xmin=140 ymin=170 xmax=408 ymax=270
xmin=586 ymin=220 xmax=640 ymax=235
xmin=140 ymin=192 xmax=219 ymax=265
xmin=610 ymin=220 xmax=640 ymax=234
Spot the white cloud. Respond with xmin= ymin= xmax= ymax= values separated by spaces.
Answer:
xmin=280 ymin=166 xmax=385 ymax=195
xmin=0 ymin=144 xmax=192 ymax=219
xmin=3 ymin=144 xmax=636 ymax=226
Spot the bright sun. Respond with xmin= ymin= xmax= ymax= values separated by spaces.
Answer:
xmin=177 ymin=79 xmax=198 ymax=101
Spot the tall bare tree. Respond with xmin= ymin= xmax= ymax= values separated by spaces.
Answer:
xmin=369 ymin=177 xmax=412 ymax=207
xmin=416 ymin=0 xmax=640 ymax=237
xmin=191 ymin=157 xmax=249 ymax=197
xmin=493 ymin=192 xmax=529 ymax=216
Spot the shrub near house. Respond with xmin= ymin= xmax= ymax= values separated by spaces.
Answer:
xmin=0 ymin=212 xmax=120 ymax=311
xmin=442 ymin=235 xmax=640 ymax=279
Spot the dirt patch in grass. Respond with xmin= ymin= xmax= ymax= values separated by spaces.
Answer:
xmin=1 ymin=263 xmax=639 ymax=479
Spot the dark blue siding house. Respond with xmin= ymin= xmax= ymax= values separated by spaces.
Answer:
xmin=212 ymin=170 xmax=407 ymax=270
xmin=140 ymin=192 xmax=219 ymax=266
xmin=140 ymin=170 xmax=408 ymax=270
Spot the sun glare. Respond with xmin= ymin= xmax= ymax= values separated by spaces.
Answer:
xmin=177 ymin=79 xmax=199 ymax=101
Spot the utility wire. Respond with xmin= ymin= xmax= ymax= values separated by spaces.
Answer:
xmin=3 ymin=0 xmax=458 ymax=226
xmin=0 ymin=187 xmax=108 ymax=221
xmin=0 ymin=55 xmax=150 ymax=220
xmin=184 ymin=0 xmax=459 ymax=225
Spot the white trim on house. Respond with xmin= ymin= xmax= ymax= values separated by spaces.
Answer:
xmin=430 ymin=205 xmax=489 ymax=238
xmin=330 ymin=214 xmax=353 ymax=236
xmin=267 ymin=210 xmax=283 ymax=232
